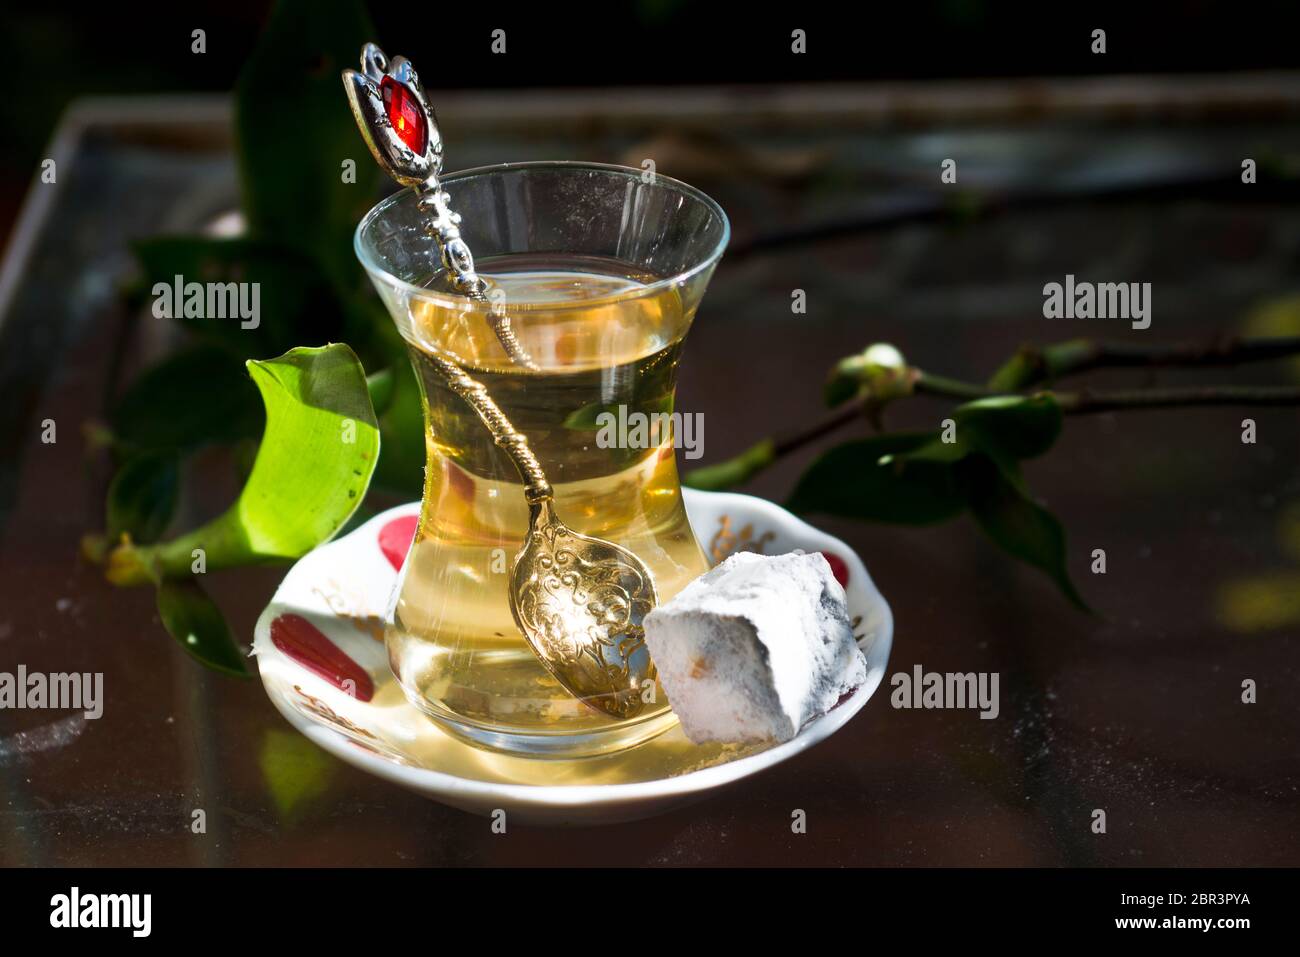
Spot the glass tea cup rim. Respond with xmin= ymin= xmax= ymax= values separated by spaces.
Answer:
xmin=354 ymin=160 xmax=731 ymax=312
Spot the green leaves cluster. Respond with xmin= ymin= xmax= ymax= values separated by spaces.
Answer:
xmin=102 ymin=345 xmax=379 ymax=580
xmin=88 ymin=344 xmax=381 ymax=672
xmin=786 ymin=392 xmax=1086 ymax=609
xmin=107 ymin=0 xmax=423 ymax=497
xmin=693 ymin=339 xmax=1091 ymax=610
xmin=787 ymin=392 xmax=1086 ymax=610
xmin=86 ymin=0 xmax=409 ymax=673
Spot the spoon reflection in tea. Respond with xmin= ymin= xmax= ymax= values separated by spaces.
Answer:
xmin=418 ymin=350 xmax=659 ymax=719
xmin=343 ymin=43 xmax=657 ymax=718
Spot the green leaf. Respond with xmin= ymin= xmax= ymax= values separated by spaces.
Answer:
xmin=106 ymin=453 xmax=180 ymax=545
xmin=563 ymin=394 xmax=674 ymax=431
xmin=987 ymin=339 xmax=1098 ymax=392
xmin=957 ymin=455 xmax=1090 ymax=612
xmin=986 ymin=350 xmax=1039 ymax=392
xmin=786 ymin=433 xmax=966 ymax=525
xmin=156 ymin=580 xmax=249 ymax=677
xmin=259 ymin=728 xmax=336 ymax=821
xmin=371 ymin=358 xmax=425 ymax=496
xmin=683 ymin=439 xmax=776 ymax=491
xmin=365 ymin=367 xmax=395 ymax=414
xmin=893 ymin=393 xmax=1063 ymax=480
xmin=784 ymin=394 xmax=1082 ymax=607
xmin=110 ymin=344 xmax=265 ymax=453
xmin=955 ymin=394 xmax=1063 ymax=461
xmin=104 ymin=344 xmax=380 ymax=584
xmin=234 ymin=0 xmax=382 ymax=292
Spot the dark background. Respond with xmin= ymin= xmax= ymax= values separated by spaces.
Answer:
xmin=3 ymin=1 xmax=1300 ymax=243
xmin=1 ymin=1 xmax=1298 ymax=866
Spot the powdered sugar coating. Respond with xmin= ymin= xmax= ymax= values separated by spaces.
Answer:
xmin=644 ymin=551 xmax=867 ymax=744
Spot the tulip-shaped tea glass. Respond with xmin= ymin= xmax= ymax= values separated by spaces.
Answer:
xmin=356 ymin=162 xmax=729 ymax=758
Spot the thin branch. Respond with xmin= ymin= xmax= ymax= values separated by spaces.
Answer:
xmin=1070 ymin=336 xmax=1300 ymax=369
xmin=913 ymin=372 xmax=995 ymax=401
xmin=1058 ymin=385 xmax=1300 ymax=414
xmin=773 ymin=403 xmax=864 ymax=457
xmin=726 ymin=175 xmax=1300 ymax=262
xmin=780 ymin=380 xmax=1300 ymax=463
xmin=992 ymin=335 xmax=1300 ymax=390
xmin=686 ymin=376 xmax=1300 ymax=491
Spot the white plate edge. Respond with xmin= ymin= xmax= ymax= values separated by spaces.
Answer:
xmin=254 ymin=488 xmax=894 ymax=809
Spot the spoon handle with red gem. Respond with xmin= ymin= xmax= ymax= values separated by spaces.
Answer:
xmin=413 ymin=181 xmax=486 ymax=298
xmin=343 ymin=48 xmax=659 ymax=719
xmin=342 ymin=44 xmax=537 ymax=368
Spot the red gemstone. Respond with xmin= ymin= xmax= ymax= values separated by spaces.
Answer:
xmin=380 ymin=75 xmax=427 ymax=154
xmin=378 ymin=514 xmax=419 ymax=571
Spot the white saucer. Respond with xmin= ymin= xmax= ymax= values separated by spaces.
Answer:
xmin=253 ymin=489 xmax=893 ymax=825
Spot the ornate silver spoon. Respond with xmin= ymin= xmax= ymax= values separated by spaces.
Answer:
xmin=343 ymin=45 xmax=657 ymax=719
